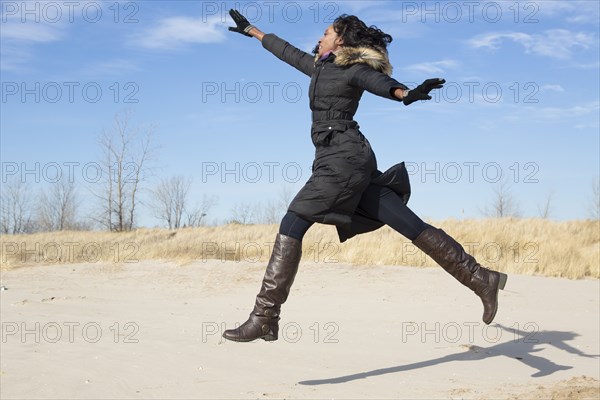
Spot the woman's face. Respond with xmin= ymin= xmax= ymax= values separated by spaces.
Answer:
xmin=316 ymin=24 xmax=343 ymax=57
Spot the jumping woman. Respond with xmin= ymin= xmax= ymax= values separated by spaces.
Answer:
xmin=223 ymin=9 xmax=507 ymax=342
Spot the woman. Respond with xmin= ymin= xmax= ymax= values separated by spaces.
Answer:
xmin=223 ymin=10 xmax=507 ymax=342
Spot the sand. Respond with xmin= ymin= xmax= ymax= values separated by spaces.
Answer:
xmin=1 ymin=260 xmax=598 ymax=399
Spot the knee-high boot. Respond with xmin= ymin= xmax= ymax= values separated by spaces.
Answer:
xmin=222 ymin=233 xmax=302 ymax=342
xmin=412 ymin=227 xmax=508 ymax=324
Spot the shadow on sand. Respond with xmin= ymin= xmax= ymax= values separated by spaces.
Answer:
xmin=299 ymin=324 xmax=599 ymax=385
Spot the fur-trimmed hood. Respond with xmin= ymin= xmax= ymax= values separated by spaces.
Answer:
xmin=315 ymin=46 xmax=393 ymax=76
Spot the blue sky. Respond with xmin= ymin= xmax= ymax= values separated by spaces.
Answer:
xmin=1 ymin=0 xmax=599 ymax=226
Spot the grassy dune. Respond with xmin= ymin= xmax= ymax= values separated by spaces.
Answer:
xmin=1 ymin=218 xmax=598 ymax=279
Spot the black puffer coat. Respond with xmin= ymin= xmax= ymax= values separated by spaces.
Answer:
xmin=262 ymin=34 xmax=412 ymax=242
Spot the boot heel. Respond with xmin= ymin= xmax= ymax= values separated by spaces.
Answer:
xmin=261 ymin=324 xmax=278 ymax=341
xmin=262 ymin=333 xmax=277 ymax=341
xmin=497 ymin=272 xmax=508 ymax=290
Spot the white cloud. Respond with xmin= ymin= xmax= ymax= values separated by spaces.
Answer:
xmin=0 ymin=22 xmax=62 ymax=42
xmin=467 ymin=29 xmax=596 ymax=59
xmin=130 ymin=15 xmax=226 ymax=50
xmin=0 ymin=15 xmax=65 ymax=71
xmin=574 ymin=122 xmax=600 ymax=130
xmin=534 ymin=0 xmax=600 ymax=25
xmin=514 ymin=101 xmax=600 ymax=121
xmin=404 ymin=60 xmax=459 ymax=74
xmin=0 ymin=44 xmax=31 ymax=72
xmin=540 ymin=84 xmax=565 ymax=93
xmin=563 ymin=61 xmax=600 ymax=70
xmin=468 ymin=32 xmax=529 ymax=50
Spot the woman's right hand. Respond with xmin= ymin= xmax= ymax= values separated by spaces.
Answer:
xmin=402 ymin=78 xmax=446 ymax=106
xmin=228 ymin=9 xmax=255 ymax=37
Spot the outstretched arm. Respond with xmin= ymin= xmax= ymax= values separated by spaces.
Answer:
xmin=348 ymin=63 xmax=410 ymax=102
xmin=228 ymin=9 xmax=315 ymax=77
xmin=348 ymin=63 xmax=445 ymax=105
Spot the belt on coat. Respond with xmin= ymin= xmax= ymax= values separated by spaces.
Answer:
xmin=311 ymin=112 xmax=358 ymax=134
xmin=312 ymin=110 xmax=353 ymax=122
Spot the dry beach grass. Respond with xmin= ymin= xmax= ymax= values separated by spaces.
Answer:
xmin=1 ymin=218 xmax=598 ymax=279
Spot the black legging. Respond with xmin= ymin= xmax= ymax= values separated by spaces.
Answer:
xmin=279 ymin=210 xmax=314 ymax=241
xmin=279 ymin=184 xmax=430 ymax=241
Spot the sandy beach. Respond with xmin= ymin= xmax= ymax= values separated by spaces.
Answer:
xmin=1 ymin=260 xmax=598 ymax=399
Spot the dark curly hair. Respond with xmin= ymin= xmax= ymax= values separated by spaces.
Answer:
xmin=311 ymin=14 xmax=393 ymax=56
xmin=333 ymin=14 xmax=393 ymax=52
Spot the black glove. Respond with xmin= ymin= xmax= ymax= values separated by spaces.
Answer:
xmin=403 ymin=78 xmax=446 ymax=106
xmin=228 ymin=9 xmax=255 ymax=37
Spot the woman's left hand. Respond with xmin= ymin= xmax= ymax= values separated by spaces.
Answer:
xmin=228 ymin=9 xmax=255 ymax=37
xmin=402 ymin=78 xmax=446 ymax=106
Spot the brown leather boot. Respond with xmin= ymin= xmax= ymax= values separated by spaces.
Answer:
xmin=223 ymin=233 xmax=302 ymax=342
xmin=412 ymin=227 xmax=508 ymax=324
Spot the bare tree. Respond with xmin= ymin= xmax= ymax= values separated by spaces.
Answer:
xmin=151 ymin=176 xmax=192 ymax=229
xmin=230 ymin=201 xmax=256 ymax=224
xmin=257 ymin=199 xmax=280 ymax=224
xmin=186 ymin=194 xmax=218 ymax=227
xmin=278 ymin=185 xmax=295 ymax=210
xmin=37 ymin=178 xmax=79 ymax=231
xmin=536 ymin=190 xmax=555 ymax=219
xmin=0 ymin=177 xmax=34 ymax=234
xmin=255 ymin=185 xmax=297 ymax=224
xmin=482 ymin=178 xmax=521 ymax=218
xmin=94 ymin=110 xmax=154 ymax=231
